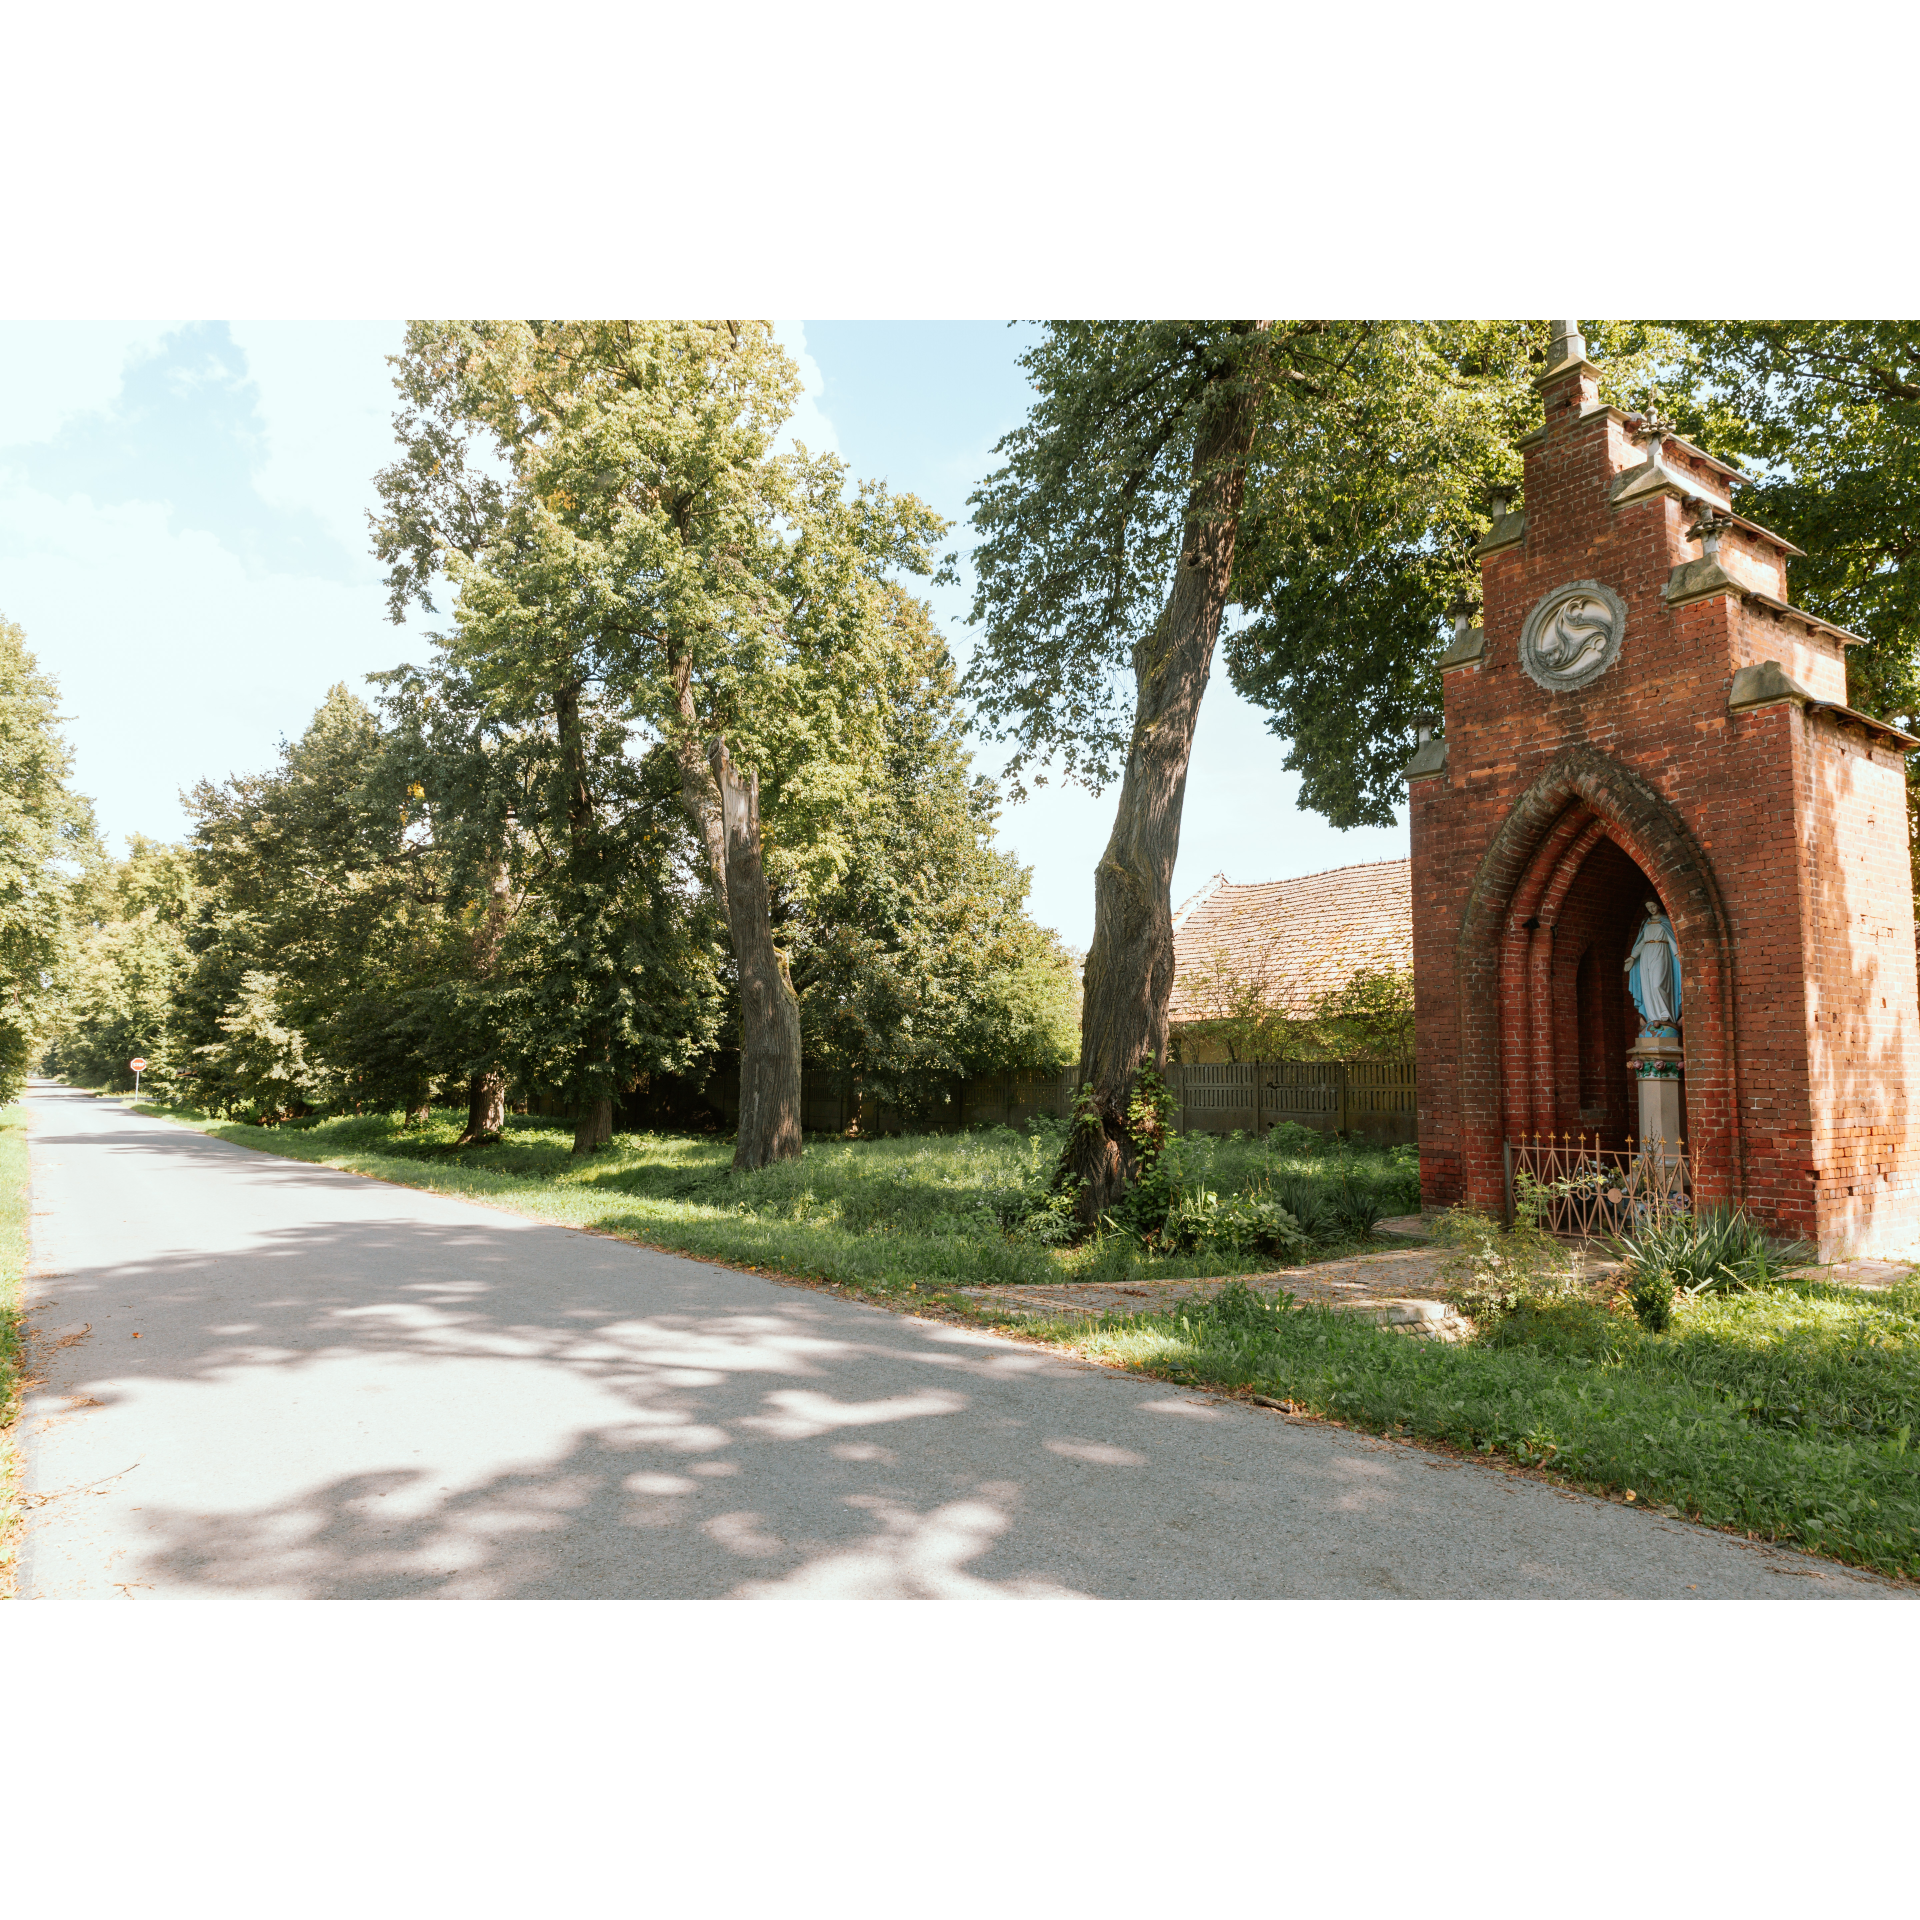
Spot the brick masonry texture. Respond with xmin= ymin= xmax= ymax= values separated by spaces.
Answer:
xmin=1410 ymin=361 xmax=1920 ymax=1257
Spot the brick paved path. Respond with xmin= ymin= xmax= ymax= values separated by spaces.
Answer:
xmin=958 ymin=1244 xmax=1470 ymax=1338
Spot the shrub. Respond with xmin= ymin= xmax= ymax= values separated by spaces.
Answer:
xmin=1629 ymin=1266 xmax=1675 ymax=1332
xmin=1265 ymin=1121 xmax=1323 ymax=1157
xmin=1015 ymin=1188 xmax=1080 ymax=1245
xmin=1158 ymin=1183 xmax=1306 ymax=1261
xmin=1436 ymin=1207 xmax=1588 ymax=1328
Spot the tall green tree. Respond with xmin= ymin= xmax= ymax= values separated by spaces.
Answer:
xmin=368 ymin=657 xmax=562 ymax=1145
xmin=967 ymin=320 xmax=1683 ymax=1222
xmin=178 ymin=686 xmax=448 ymax=1119
xmin=1676 ymin=323 xmax=1920 ymax=706
xmin=1223 ymin=321 xmax=1701 ymax=828
xmin=1674 ymin=323 xmax=1920 ymax=885
xmin=371 ymin=320 xmax=947 ymax=1165
xmin=45 ymin=835 xmax=198 ymax=1094
xmin=179 ymin=676 xmax=727 ymax=1131
xmin=787 ymin=589 xmax=1078 ymax=1109
xmin=374 ymin=651 xmax=730 ymax=1143
xmin=0 ymin=616 xmax=95 ymax=1102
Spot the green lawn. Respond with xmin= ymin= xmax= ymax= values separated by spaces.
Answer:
xmin=1 ymin=1105 xmax=30 ymax=1593
xmin=147 ymin=1103 xmax=1418 ymax=1296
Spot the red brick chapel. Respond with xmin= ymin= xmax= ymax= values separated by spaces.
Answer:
xmin=1407 ymin=322 xmax=1920 ymax=1258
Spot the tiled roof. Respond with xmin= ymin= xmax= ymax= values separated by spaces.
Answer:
xmin=1169 ymin=858 xmax=1412 ymax=1023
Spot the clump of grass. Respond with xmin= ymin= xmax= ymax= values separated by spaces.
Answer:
xmin=1618 ymin=1207 xmax=1808 ymax=1308
xmin=1081 ymin=1233 xmax=1140 ymax=1289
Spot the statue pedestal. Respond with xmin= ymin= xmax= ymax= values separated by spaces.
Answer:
xmin=1628 ymin=1028 xmax=1684 ymax=1154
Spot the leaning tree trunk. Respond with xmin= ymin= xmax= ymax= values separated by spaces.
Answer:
xmin=709 ymin=738 xmax=803 ymax=1170
xmin=1065 ymin=370 xmax=1264 ymax=1228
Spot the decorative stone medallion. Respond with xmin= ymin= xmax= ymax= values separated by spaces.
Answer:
xmin=1518 ymin=579 xmax=1628 ymax=692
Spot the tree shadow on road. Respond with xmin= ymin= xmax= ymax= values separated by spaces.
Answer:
xmin=21 ymin=1187 xmax=1170 ymax=1598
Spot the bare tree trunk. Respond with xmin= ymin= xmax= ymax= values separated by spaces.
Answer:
xmin=710 ymin=738 xmax=802 ymax=1170
xmin=1064 ymin=371 xmax=1263 ymax=1227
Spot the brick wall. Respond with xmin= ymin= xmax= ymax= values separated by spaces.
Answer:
xmin=1410 ymin=352 xmax=1920 ymax=1256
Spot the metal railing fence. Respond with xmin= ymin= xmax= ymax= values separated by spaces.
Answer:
xmin=1503 ymin=1132 xmax=1691 ymax=1236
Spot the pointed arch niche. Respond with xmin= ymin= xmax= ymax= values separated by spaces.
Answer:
xmin=1451 ymin=747 xmax=1741 ymax=1216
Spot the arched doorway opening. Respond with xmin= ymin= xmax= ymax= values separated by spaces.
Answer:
xmin=1535 ymin=835 xmax=1680 ymax=1151
xmin=1449 ymin=745 xmax=1739 ymax=1218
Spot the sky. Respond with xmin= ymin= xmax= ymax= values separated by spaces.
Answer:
xmin=0 ymin=320 xmax=1407 ymax=949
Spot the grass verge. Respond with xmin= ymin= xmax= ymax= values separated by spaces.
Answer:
xmin=1013 ymin=1272 xmax=1920 ymax=1581
xmin=0 ymin=1105 xmax=30 ymax=1596
xmin=138 ymin=1103 xmax=1412 ymax=1297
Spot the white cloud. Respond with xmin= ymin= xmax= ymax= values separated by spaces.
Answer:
xmin=0 ymin=322 xmax=180 ymax=446
xmin=0 ymin=321 xmax=429 ymax=851
xmin=0 ymin=475 xmax=431 ymax=847
xmin=229 ymin=320 xmax=408 ymax=563
xmin=770 ymin=321 xmax=840 ymax=460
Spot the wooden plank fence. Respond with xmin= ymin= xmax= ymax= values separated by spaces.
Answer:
xmin=551 ymin=1057 xmax=1416 ymax=1141
xmin=956 ymin=1060 xmax=1414 ymax=1142
xmin=1162 ymin=1060 xmax=1415 ymax=1142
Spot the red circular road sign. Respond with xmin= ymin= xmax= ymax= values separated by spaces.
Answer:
xmin=129 ymin=1057 xmax=148 ymax=1072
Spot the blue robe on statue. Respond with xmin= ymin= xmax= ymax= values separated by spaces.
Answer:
xmin=1626 ymin=912 xmax=1682 ymax=1028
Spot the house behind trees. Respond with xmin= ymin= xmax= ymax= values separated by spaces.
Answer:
xmin=1169 ymin=858 xmax=1414 ymax=1064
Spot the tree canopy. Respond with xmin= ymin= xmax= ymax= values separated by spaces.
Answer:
xmin=1675 ymin=323 xmax=1920 ymax=727
xmin=370 ymin=320 xmax=956 ymax=1159
xmin=0 ymin=616 xmax=94 ymax=1103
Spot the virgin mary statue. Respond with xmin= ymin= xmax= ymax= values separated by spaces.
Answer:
xmin=1625 ymin=899 xmax=1682 ymax=1030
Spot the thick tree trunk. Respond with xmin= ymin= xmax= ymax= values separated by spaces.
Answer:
xmin=456 ymin=1069 xmax=506 ymax=1145
xmin=710 ymin=738 xmax=802 ymax=1170
xmin=1064 ymin=373 xmax=1263 ymax=1227
xmin=572 ymin=1095 xmax=613 ymax=1152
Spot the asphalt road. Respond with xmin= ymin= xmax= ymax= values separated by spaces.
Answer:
xmin=15 ymin=1083 xmax=1901 ymax=1600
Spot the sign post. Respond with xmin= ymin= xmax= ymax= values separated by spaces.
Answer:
xmin=129 ymin=1057 xmax=147 ymax=1106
